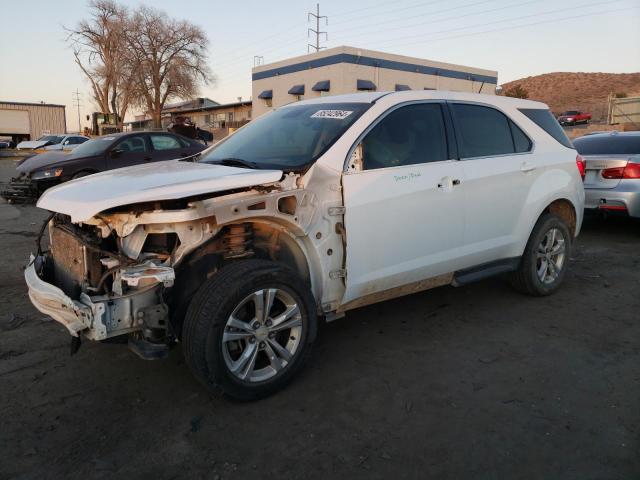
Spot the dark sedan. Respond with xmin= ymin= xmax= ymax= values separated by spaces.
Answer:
xmin=1 ymin=131 xmax=206 ymax=202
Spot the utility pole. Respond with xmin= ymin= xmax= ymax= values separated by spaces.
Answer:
xmin=307 ymin=3 xmax=328 ymax=53
xmin=72 ymin=89 xmax=82 ymax=134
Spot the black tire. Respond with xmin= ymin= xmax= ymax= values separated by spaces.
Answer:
xmin=510 ymin=213 xmax=572 ymax=296
xmin=182 ymin=259 xmax=317 ymax=401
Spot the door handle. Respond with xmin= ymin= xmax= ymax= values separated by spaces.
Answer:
xmin=521 ymin=162 xmax=536 ymax=172
xmin=144 ymin=156 xmax=153 ymax=161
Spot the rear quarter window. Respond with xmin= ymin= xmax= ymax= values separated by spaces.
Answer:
xmin=519 ymin=108 xmax=573 ymax=149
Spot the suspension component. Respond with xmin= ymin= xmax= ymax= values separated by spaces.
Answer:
xmin=224 ymin=224 xmax=254 ymax=259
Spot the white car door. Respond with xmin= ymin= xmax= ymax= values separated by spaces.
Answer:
xmin=341 ymin=102 xmax=466 ymax=305
xmin=449 ymin=102 xmax=536 ymax=266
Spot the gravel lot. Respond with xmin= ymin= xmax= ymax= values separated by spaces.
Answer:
xmin=0 ymin=157 xmax=638 ymax=480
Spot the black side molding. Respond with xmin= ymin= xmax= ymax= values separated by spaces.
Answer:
xmin=453 ymin=257 xmax=520 ymax=286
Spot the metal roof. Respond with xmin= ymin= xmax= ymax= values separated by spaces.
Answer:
xmin=0 ymin=101 xmax=66 ymax=108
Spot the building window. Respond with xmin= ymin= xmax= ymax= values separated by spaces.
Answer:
xmin=357 ymin=79 xmax=376 ymax=91
xmin=204 ymin=114 xmax=211 ymax=124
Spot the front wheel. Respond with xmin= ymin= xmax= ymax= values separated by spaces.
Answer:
xmin=182 ymin=259 xmax=317 ymax=401
xmin=510 ymin=213 xmax=572 ymax=296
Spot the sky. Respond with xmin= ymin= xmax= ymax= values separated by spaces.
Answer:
xmin=1 ymin=0 xmax=639 ymax=132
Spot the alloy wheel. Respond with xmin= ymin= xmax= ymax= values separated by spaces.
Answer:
xmin=536 ymin=228 xmax=566 ymax=284
xmin=222 ymin=288 xmax=303 ymax=382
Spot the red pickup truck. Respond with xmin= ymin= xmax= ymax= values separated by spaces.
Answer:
xmin=557 ymin=110 xmax=591 ymax=126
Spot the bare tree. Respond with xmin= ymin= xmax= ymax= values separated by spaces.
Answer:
xmin=66 ymin=0 xmax=129 ymax=122
xmin=125 ymin=5 xmax=212 ymax=128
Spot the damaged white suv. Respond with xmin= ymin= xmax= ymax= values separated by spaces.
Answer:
xmin=26 ymin=91 xmax=585 ymax=400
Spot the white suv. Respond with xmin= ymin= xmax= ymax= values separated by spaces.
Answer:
xmin=26 ymin=91 xmax=585 ymax=400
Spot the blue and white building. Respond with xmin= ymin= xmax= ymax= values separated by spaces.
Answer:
xmin=251 ymin=45 xmax=498 ymax=117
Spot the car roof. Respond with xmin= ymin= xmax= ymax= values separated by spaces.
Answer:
xmin=291 ymin=90 xmax=548 ymax=109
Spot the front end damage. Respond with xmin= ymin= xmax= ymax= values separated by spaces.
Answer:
xmin=27 ymin=217 xmax=176 ymax=358
xmin=25 ymin=170 xmax=345 ymax=358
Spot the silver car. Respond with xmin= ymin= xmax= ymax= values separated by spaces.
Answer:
xmin=574 ymin=132 xmax=640 ymax=217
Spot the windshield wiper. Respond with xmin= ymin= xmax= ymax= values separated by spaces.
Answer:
xmin=209 ymin=158 xmax=259 ymax=169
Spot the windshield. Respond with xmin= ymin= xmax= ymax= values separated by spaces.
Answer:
xmin=69 ymin=135 xmax=117 ymax=158
xmin=37 ymin=135 xmax=65 ymax=144
xmin=574 ymin=135 xmax=640 ymax=156
xmin=200 ymin=102 xmax=371 ymax=170
xmin=562 ymin=111 xmax=579 ymax=116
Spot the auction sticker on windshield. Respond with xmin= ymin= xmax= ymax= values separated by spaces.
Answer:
xmin=311 ymin=110 xmax=353 ymax=120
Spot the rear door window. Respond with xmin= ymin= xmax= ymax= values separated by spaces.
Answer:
xmin=117 ymin=135 xmax=148 ymax=153
xmin=362 ymin=103 xmax=450 ymax=170
xmin=451 ymin=103 xmax=519 ymax=158
xmin=519 ymin=108 xmax=573 ymax=149
xmin=151 ymin=134 xmax=181 ymax=151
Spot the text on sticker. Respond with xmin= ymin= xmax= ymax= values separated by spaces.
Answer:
xmin=311 ymin=110 xmax=353 ymax=120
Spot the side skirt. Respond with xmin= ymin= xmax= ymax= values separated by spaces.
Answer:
xmin=452 ymin=257 xmax=521 ymax=286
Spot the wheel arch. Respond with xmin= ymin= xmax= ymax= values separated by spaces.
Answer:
xmin=543 ymin=198 xmax=577 ymax=237
xmin=169 ymin=219 xmax=320 ymax=336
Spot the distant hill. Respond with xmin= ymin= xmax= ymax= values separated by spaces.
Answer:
xmin=501 ymin=72 xmax=640 ymax=120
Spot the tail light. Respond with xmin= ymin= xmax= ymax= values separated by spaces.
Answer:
xmin=576 ymin=154 xmax=586 ymax=180
xmin=602 ymin=162 xmax=640 ymax=179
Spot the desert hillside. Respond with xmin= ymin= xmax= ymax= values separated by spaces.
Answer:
xmin=502 ymin=72 xmax=640 ymax=120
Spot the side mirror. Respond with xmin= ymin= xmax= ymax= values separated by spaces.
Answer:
xmin=63 ymin=140 xmax=70 ymax=145
xmin=110 ymin=148 xmax=123 ymax=158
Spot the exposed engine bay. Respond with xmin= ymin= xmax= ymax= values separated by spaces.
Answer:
xmin=28 ymin=170 xmax=346 ymax=357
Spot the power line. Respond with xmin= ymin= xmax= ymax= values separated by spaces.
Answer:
xmin=331 ymin=0 xmax=544 ymax=43
xmin=209 ymin=1 xmax=637 ymax=90
xmin=331 ymin=0 xmax=452 ymax=26
xmin=335 ymin=0 xmax=625 ymax=47
xmin=308 ymin=3 xmax=328 ymax=52
xmin=374 ymin=4 xmax=639 ymax=50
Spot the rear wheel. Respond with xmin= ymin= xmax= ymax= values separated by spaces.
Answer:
xmin=182 ymin=259 xmax=317 ymax=401
xmin=511 ymin=213 xmax=572 ymax=296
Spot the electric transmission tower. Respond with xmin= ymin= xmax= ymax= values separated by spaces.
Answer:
xmin=72 ymin=89 xmax=82 ymax=133
xmin=307 ymin=3 xmax=328 ymax=53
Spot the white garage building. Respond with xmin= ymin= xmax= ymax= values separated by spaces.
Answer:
xmin=252 ymin=46 xmax=498 ymax=117
xmin=0 ymin=101 xmax=67 ymax=143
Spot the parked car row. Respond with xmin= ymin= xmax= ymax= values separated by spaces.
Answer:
xmin=6 ymin=90 xmax=638 ymax=400
xmin=24 ymin=91 xmax=588 ymax=400
xmin=1 ymin=131 xmax=206 ymax=202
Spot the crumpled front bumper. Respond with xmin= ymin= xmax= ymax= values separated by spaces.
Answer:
xmin=25 ymin=255 xmax=92 ymax=337
xmin=25 ymin=255 xmax=173 ymax=341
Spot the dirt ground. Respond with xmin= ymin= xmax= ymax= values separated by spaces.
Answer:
xmin=0 ymin=157 xmax=638 ymax=480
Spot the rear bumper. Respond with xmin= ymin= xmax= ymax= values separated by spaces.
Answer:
xmin=584 ymin=183 xmax=640 ymax=217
